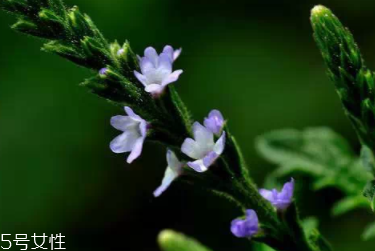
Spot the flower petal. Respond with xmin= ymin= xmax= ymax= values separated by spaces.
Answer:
xmin=163 ymin=45 xmax=174 ymax=62
xmin=161 ymin=70 xmax=183 ymax=87
xmin=145 ymin=84 xmax=164 ymax=94
xmin=140 ymin=57 xmax=155 ymax=74
xmin=202 ymin=151 xmax=218 ymax=168
xmin=127 ymin=137 xmax=145 ymax=163
xmin=204 ymin=109 xmax=224 ymax=135
xmin=213 ymin=131 xmax=226 ymax=154
xmin=144 ymin=47 xmax=158 ymax=66
xmin=173 ymin=48 xmax=182 ymax=61
xmin=124 ymin=107 xmax=143 ymax=122
xmin=279 ymin=178 xmax=294 ymax=202
xmin=110 ymin=115 xmax=136 ymax=131
xmin=158 ymin=53 xmax=172 ymax=73
xmin=134 ymin=71 xmax=148 ymax=87
xmin=181 ymin=138 xmax=201 ymax=159
xmin=153 ymin=167 xmax=179 ymax=197
xmin=187 ymin=159 xmax=208 ymax=173
xmin=192 ymin=122 xmax=214 ymax=146
xmin=167 ymin=150 xmax=182 ymax=172
xmin=110 ymin=131 xmax=138 ymax=154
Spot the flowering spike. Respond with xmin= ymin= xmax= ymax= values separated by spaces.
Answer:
xmin=204 ymin=110 xmax=224 ymax=136
xmin=134 ymin=46 xmax=183 ymax=96
xmin=154 ymin=150 xmax=184 ymax=197
xmin=259 ymin=178 xmax=294 ymax=210
xmin=181 ymin=122 xmax=226 ymax=172
xmin=110 ymin=107 xmax=148 ymax=163
xmin=231 ymin=210 xmax=260 ymax=238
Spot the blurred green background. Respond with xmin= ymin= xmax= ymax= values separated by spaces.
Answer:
xmin=1 ymin=0 xmax=375 ymax=250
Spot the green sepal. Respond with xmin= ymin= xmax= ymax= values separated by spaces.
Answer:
xmin=166 ymin=85 xmax=192 ymax=134
xmin=117 ymin=41 xmax=140 ymax=80
xmin=81 ymin=36 xmax=112 ymax=69
xmin=67 ymin=6 xmax=94 ymax=38
xmin=158 ymin=230 xmax=213 ymax=251
xmin=361 ymin=146 xmax=375 ymax=176
xmin=47 ymin=0 xmax=66 ymax=18
xmin=42 ymin=41 xmax=88 ymax=68
xmin=38 ymin=9 xmax=66 ymax=38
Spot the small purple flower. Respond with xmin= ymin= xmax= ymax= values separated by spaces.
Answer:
xmin=181 ymin=122 xmax=226 ymax=172
xmin=153 ymin=150 xmax=184 ymax=197
xmin=231 ymin=210 xmax=260 ymax=238
xmin=204 ymin=110 xmax=224 ymax=136
xmin=134 ymin=46 xmax=183 ymax=96
xmin=259 ymin=178 xmax=295 ymax=210
xmin=110 ymin=107 xmax=148 ymax=164
xmin=99 ymin=68 xmax=108 ymax=76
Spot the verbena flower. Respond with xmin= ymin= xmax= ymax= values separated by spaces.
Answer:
xmin=181 ymin=122 xmax=226 ymax=172
xmin=231 ymin=209 xmax=260 ymax=238
xmin=134 ymin=46 xmax=183 ymax=96
xmin=110 ymin=107 xmax=147 ymax=164
xmin=99 ymin=67 xmax=108 ymax=77
xmin=153 ymin=150 xmax=184 ymax=197
xmin=259 ymin=178 xmax=295 ymax=210
xmin=204 ymin=109 xmax=224 ymax=136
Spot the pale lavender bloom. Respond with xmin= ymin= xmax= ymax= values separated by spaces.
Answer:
xmin=259 ymin=178 xmax=295 ymax=210
xmin=153 ymin=150 xmax=184 ymax=197
xmin=204 ymin=110 xmax=224 ymax=136
xmin=181 ymin=122 xmax=226 ymax=172
xmin=99 ymin=68 xmax=108 ymax=76
xmin=134 ymin=46 xmax=183 ymax=95
xmin=231 ymin=210 xmax=259 ymax=238
xmin=162 ymin=45 xmax=182 ymax=62
xmin=117 ymin=48 xmax=125 ymax=56
xmin=110 ymin=107 xmax=148 ymax=164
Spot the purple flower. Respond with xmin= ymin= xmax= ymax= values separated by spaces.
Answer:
xmin=231 ymin=210 xmax=260 ymax=238
xmin=134 ymin=46 xmax=183 ymax=95
xmin=99 ymin=68 xmax=108 ymax=76
xmin=153 ymin=150 xmax=184 ymax=197
xmin=110 ymin=107 xmax=148 ymax=164
xmin=259 ymin=178 xmax=295 ymax=210
xmin=181 ymin=122 xmax=226 ymax=172
xmin=204 ymin=110 xmax=224 ymax=136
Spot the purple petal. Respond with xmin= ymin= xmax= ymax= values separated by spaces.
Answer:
xmin=134 ymin=71 xmax=148 ymax=87
xmin=110 ymin=115 xmax=135 ymax=131
xmin=173 ymin=48 xmax=182 ymax=61
xmin=161 ymin=70 xmax=183 ymax=87
xmin=140 ymin=57 xmax=155 ymax=74
xmin=145 ymin=84 xmax=164 ymax=94
xmin=213 ymin=131 xmax=226 ymax=155
xmin=158 ymin=53 xmax=173 ymax=73
xmin=127 ymin=137 xmax=145 ymax=163
xmin=125 ymin=107 xmax=143 ymax=122
xmin=192 ymin=122 xmax=214 ymax=145
xmin=153 ymin=167 xmax=179 ymax=197
xmin=187 ymin=160 xmax=208 ymax=173
xmin=181 ymin=138 xmax=201 ymax=159
xmin=204 ymin=110 xmax=224 ymax=135
xmin=167 ymin=150 xmax=183 ymax=172
xmin=144 ymin=47 xmax=158 ymax=66
xmin=110 ymin=131 xmax=138 ymax=154
xmin=259 ymin=189 xmax=275 ymax=202
xmin=230 ymin=210 xmax=259 ymax=238
xmin=202 ymin=151 xmax=219 ymax=168
xmin=163 ymin=45 xmax=174 ymax=62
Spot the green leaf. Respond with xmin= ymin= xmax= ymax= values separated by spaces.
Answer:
xmin=363 ymin=180 xmax=375 ymax=211
xmin=362 ymin=221 xmax=375 ymax=241
xmin=331 ymin=196 xmax=369 ymax=216
xmin=257 ymin=127 xmax=371 ymax=196
xmin=158 ymin=230 xmax=213 ymax=251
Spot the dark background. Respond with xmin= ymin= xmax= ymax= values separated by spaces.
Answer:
xmin=1 ymin=0 xmax=375 ymax=250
